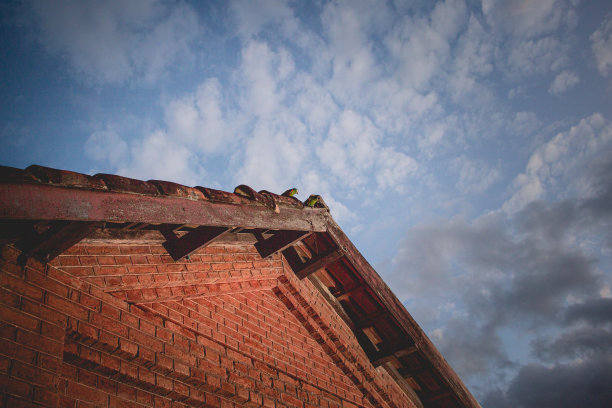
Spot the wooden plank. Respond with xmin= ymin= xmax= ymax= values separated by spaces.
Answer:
xmin=307 ymin=274 xmax=355 ymax=329
xmin=351 ymin=310 xmax=388 ymax=329
xmin=161 ymin=225 xmax=230 ymax=261
xmin=425 ymin=391 xmax=453 ymax=403
xmin=17 ymin=221 xmax=103 ymax=264
xmin=336 ymin=285 xmax=366 ymax=301
xmin=325 ymin=218 xmax=482 ymax=408
xmin=371 ymin=344 xmax=418 ymax=367
xmin=254 ymin=230 xmax=311 ymax=259
xmin=0 ymin=183 xmax=329 ymax=232
xmin=383 ymin=364 xmax=425 ymax=408
xmin=291 ymin=248 xmax=345 ymax=279
xmin=83 ymin=228 xmax=258 ymax=244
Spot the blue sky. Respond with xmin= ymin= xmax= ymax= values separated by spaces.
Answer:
xmin=2 ymin=0 xmax=612 ymax=406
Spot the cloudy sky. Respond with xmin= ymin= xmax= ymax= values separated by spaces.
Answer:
xmin=1 ymin=0 xmax=612 ymax=406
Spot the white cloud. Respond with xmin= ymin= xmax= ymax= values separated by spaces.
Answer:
xmin=117 ymin=130 xmax=201 ymax=186
xmin=84 ymin=129 xmax=128 ymax=167
xmin=26 ymin=0 xmax=199 ymax=84
xmin=230 ymin=0 xmax=295 ymax=39
xmin=506 ymin=36 xmax=567 ymax=77
xmin=385 ymin=0 xmax=467 ymax=90
xmin=503 ymin=113 xmax=612 ymax=213
xmin=482 ymin=0 xmax=576 ymax=39
xmin=453 ymin=157 xmax=501 ymax=194
xmin=549 ymin=70 xmax=580 ymax=95
xmin=375 ymin=148 xmax=419 ymax=193
xmin=591 ymin=16 xmax=612 ymax=79
xmin=317 ymin=110 xmax=382 ymax=189
xmin=321 ymin=1 xmax=380 ymax=101
xmin=239 ymin=41 xmax=292 ymax=118
xmin=164 ymin=79 xmax=239 ymax=154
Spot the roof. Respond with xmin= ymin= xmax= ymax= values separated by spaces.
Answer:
xmin=0 ymin=164 xmax=481 ymax=408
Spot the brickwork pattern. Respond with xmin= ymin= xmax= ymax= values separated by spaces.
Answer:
xmin=1 ymin=242 xmax=415 ymax=407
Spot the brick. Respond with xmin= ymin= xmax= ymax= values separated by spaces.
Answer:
xmin=11 ymin=362 xmax=55 ymax=387
xmin=33 ymin=385 xmax=60 ymax=406
xmin=46 ymin=294 xmax=89 ymax=321
xmin=118 ymin=339 xmax=139 ymax=359
xmin=120 ymin=246 xmax=150 ymax=255
xmin=66 ymin=380 xmax=108 ymax=405
xmin=90 ymin=313 xmax=128 ymax=338
xmin=0 ymin=306 xmax=39 ymax=331
xmin=0 ymin=375 xmax=32 ymax=399
xmin=1 ymin=273 xmax=43 ymax=301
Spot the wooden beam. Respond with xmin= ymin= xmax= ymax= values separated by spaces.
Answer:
xmin=0 ymin=183 xmax=329 ymax=232
xmin=351 ymin=310 xmax=388 ymax=330
xmin=325 ymin=218 xmax=482 ymax=408
xmin=254 ymin=230 xmax=311 ymax=259
xmin=82 ymin=228 xmax=258 ymax=245
xmin=382 ymin=364 xmax=425 ymax=408
xmin=424 ymin=391 xmax=453 ymax=403
xmin=353 ymin=329 xmax=379 ymax=361
xmin=17 ymin=221 xmax=102 ymax=264
xmin=289 ymin=248 xmax=345 ymax=280
xmin=371 ymin=344 xmax=418 ymax=367
xmin=161 ymin=225 xmax=230 ymax=261
xmin=336 ymin=284 xmax=366 ymax=301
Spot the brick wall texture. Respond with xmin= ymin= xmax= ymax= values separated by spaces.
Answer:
xmin=0 ymin=241 xmax=416 ymax=408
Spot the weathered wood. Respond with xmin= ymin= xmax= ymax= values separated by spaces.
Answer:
xmin=371 ymin=344 xmax=418 ymax=367
xmin=383 ymin=364 xmax=425 ymax=408
xmin=291 ymin=248 xmax=345 ymax=280
xmin=326 ymin=218 xmax=481 ymax=408
xmin=255 ymin=230 xmax=311 ymax=259
xmin=307 ymin=274 xmax=355 ymax=329
xmin=425 ymin=391 xmax=453 ymax=403
xmin=0 ymin=183 xmax=329 ymax=232
xmin=17 ymin=221 xmax=102 ymax=264
xmin=353 ymin=328 xmax=379 ymax=361
xmin=351 ymin=310 xmax=388 ymax=330
xmin=82 ymin=228 xmax=258 ymax=244
xmin=161 ymin=225 xmax=230 ymax=261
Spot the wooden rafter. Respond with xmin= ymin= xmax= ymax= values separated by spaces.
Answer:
xmin=371 ymin=344 xmax=418 ymax=367
xmin=254 ymin=230 xmax=311 ymax=259
xmin=16 ymin=221 xmax=103 ymax=264
xmin=287 ymin=248 xmax=345 ymax=280
xmin=0 ymin=183 xmax=328 ymax=232
xmin=160 ymin=225 xmax=230 ymax=261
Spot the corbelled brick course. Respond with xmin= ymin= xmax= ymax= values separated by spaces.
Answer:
xmin=1 ymin=241 xmax=414 ymax=407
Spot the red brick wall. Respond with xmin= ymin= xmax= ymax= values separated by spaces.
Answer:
xmin=1 ymin=242 xmax=415 ymax=408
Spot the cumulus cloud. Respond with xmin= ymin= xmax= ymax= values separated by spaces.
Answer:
xmin=84 ymin=129 xmax=128 ymax=168
xmin=482 ymin=0 xmax=576 ymax=39
xmin=116 ymin=130 xmax=202 ymax=185
xmin=164 ymin=78 xmax=239 ymax=154
xmin=452 ymin=157 xmax=500 ymax=194
xmin=485 ymin=358 xmax=612 ymax=408
xmin=548 ymin=70 xmax=579 ymax=95
xmin=503 ymin=113 xmax=612 ymax=213
xmin=388 ymin=114 xmax=612 ymax=405
xmin=591 ymin=16 xmax=612 ymax=78
xmin=25 ymin=0 xmax=200 ymax=84
xmin=230 ymin=0 xmax=295 ymax=39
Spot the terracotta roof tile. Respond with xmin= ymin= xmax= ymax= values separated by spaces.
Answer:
xmin=94 ymin=173 xmax=160 ymax=195
xmin=27 ymin=165 xmax=108 ymax=190
xmin=148 ymin=180 xmax=207 ymax=201
xmin=0 ymin=165 xmax=38 ymax=183
xmin=196 ymin=187 xmax=254 ymax=206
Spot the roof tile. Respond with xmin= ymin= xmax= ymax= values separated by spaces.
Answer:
xmin=94 ymin=173 xmax=160 ymax=195
xmin=148 ymin=180 xmax=207 ymax=201
xmin=0 ymin=165 xmax=39 ymax=183
xmin=26 ymin=165 xmax=107 ymax=190
xmin=196 ymin=187 xmax=252 ymax=205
